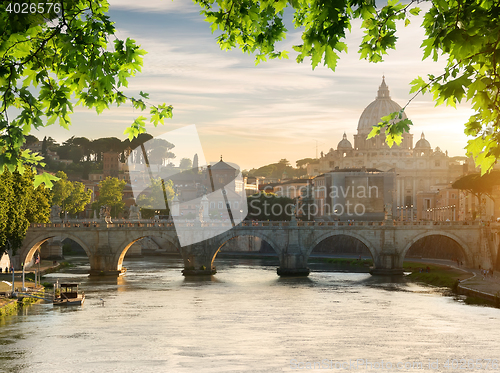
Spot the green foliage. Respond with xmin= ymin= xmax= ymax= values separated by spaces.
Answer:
xmin=296 ymin=157 xmax=318 ymax=168
xmin=0 ymin=0 xmax=173 ymax=186
xmin=179 ymin=157 xmax=193 ymax=171
xmin=50 ymin=171 xmax=92 ymax=216
xmin=197 ymin=0 xmax=500 ymax=172
xmin=195 ymin=0 xmax=419 ymax=69
xmin=247 ymin=158 xmax=306 ymax=179
xmin=136 ymin=177 xmax=174 ymax=216
xmin=0 ymin=166 xmax=51 ymax=255
xmin=92 ymin=176 xmax=126 ymax=218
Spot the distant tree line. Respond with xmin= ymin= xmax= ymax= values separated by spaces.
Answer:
xmin=25 ymin=133 xmax=180 ymax=179
xmin=244 ymin=158 xmax=318 ymax=180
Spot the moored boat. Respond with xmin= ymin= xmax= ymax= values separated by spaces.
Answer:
xmin=53 ymin=283 xmax=85 ymax=306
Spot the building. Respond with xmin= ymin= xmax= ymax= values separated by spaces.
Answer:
xmin=313 ymin=168 xmax=395 ymax=221
xmin=168 ymin=157 xmax=247 ymax=220
xmin=103 ymin=152 xmax=119 ymax=178
xmin=307 ymin=77 xmax=468 ymax=220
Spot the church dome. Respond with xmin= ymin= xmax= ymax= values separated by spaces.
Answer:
xmin=357 ymin=77 xmax=407 ymax=135
xmin=415 ymin=132 xmax=431 ymax=149
xmin=337 ymin=132 xmax=352 ymax=150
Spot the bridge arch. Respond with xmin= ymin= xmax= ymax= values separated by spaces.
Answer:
xmin=114 ymin=232 xmax=181 ymax=270
xmin=210 ymin=229 xmax=281 ymax=265
xmin=307 ymin=231 xmax=377 ymax=260
xmin=20 ymin=233 xmax=92 ymax=265
xmin=402 ymin=231 xmax=473 ymax=265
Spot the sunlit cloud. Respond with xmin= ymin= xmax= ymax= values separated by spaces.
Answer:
xmin=31 ymin=1 xmax=473 ymax=170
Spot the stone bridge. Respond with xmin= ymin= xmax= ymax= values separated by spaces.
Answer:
xmin=15 ymin=220 xmax=500 ymax=276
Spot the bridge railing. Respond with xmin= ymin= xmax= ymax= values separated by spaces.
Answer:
xmin=28 ymin=219 xmax=495 ymax=229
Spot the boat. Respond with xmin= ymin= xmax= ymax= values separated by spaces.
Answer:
xmin=53 ymin=283 xmax=85 ymax=306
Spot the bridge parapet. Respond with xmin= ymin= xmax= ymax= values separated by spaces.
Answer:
xmin=20 ymin=220 xmax=494 ymax=277
xmin=29 ymin=219 xmax=493 ymax=230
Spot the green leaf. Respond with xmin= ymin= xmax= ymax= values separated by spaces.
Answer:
xmin=34 ymin=173 xmax=60 ymax=189
xmin=409 ymin=7 xmax=421 ymax=16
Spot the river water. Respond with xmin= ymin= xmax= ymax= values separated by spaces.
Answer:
xmin=1 ymin=257 xmax=499 ymax=373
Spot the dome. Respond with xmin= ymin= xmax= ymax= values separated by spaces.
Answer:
xmin=337 ymin=132 xmax=352 ymax=150
xmin=357 ymin=77 xmax=407 ymax=135
xmin=415 ymin=132 xmax=431 ymax=149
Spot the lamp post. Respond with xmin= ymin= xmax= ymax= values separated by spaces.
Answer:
xmin=411 ymin=204 xmax=414 ymax=222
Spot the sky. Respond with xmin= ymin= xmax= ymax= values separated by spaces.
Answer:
xmin=31 ymin=0 xmax=474 ymax=171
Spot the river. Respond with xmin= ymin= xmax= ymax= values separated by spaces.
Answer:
xmin=0 ymin=256 xmax=499 ymax=373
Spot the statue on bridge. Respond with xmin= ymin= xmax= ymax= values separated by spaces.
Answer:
xmin=99 ymin=205 xmax=112 ymax=223
xmin=50 ymin=205 xmax=62 ymax=223
xmin=384 ymin=203 xmax=392 ymax=221
xmin=195 ymin=203 xmax=204 ymax=225
xmin=129 ymin=204 xmax=141 ymax=221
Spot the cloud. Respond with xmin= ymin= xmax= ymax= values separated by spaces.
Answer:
xmin=108 ymin=0 xmax=200 ymax=14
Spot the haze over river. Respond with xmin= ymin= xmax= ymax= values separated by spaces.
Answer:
xmin=1 ymin=257 xmax=499 ymax=373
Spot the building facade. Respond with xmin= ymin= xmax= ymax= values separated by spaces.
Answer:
xmin=307 ymin=77 xmax=469 ymax=220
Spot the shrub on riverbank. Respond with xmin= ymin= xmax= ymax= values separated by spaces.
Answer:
xmin=0 ymin=298 xmax=18 ymax=318
xmin=403 ymin=262 xmax=470 ymax=289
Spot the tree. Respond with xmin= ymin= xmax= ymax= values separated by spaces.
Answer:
xmin=93 ymin=177 xmax=126 ymax=218
xmin=51 ymin=171 xmax=73 ymax=208
xmin=193 ymin=154 xmax=199 ymax=170
xmin=0 ymin=0 xmax=173 ymax=187
xmin=452 ymin=171 xmax=500 ymax=219
xmin=0 ymin=167 xmax=50 ymax=255
xmin=179 ymin=158 xmax=193 ymax=171
xmin=136 ymin=177 xmax=175 ymax=218
xmin=196 ymin=0 xmax=500 ymax=173
xmin=72 ymin=137 xmax=92 ymax=162
xmin=296 ymin=158 xmax=318 ymax=168
xmin=63 ymin=182 xmax=92 ymax=215
xmin=50 ymin=171 xmax=92 ymax=217
xmin=24 ymin=135 xmax=39 ymax=147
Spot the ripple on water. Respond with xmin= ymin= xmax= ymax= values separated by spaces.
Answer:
xmin=0 ymin=257 xmax=500 ymax=373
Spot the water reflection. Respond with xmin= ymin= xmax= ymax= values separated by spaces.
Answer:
xmin=1 ymin=257 xmax=499 ymax=373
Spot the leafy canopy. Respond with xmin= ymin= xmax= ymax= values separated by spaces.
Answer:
xmin=0 ymin=0 xmax=173 ymax=187
xmin=0 ymin=166 xmax=50 ymax=255
xmin=195 ymin=0 xmax=500 ymax=173
xmin=50 ymin=171 xmax=92 ymax=215
xmin=92 ymin=176 xmax=126 ymax=218
xmin=452 ymin=171 xmax=500 ymax=201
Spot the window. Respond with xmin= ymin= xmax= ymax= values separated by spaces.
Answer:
xmin=218 ymin=201 xmax=224 ymax=209
xmin=210 ymin=202 xmax=215 ymax=209
xmin=435 ymin=161 xmax=440 ymax=167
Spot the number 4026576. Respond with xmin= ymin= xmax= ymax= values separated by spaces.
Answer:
xmin=6 ymin=2 xmax=61 ymax=14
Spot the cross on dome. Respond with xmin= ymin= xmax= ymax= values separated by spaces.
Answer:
xmin=377 ymin=76 xmax=390 ymax=99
